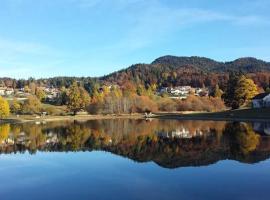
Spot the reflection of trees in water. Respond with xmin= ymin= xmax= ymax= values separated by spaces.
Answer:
xmin=224 ymin=122 xmax=260 ymax=155
xmin=0 ymin=124 xmax=10 ymax=142
xmin=0 ymin=120 xmax=269 ymax=168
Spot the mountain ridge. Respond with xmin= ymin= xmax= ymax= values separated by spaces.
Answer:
xmin=1 ymin=55 xmax=270 ymax=90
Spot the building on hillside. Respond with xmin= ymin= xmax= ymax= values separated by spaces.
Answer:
xmin=0 ymin=87 xmax=14 ymax=96
xmin=5 ymin=88 xmax=14 ymax=95
xmin=195 ymin=88 xmax=209 ymax=97
xmin=0 ymin=87 xmax=6 ymax=95
xmin=158 ymin=86 xmax=209 ymax=98
xmin=252 ymin=93 xmax=270 ymax=108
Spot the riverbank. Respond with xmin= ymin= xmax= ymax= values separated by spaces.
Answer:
xmin=0 ymin=113 xmax=144 ymax=124
xmin=152 ymin=108 xmax=270 ymax=122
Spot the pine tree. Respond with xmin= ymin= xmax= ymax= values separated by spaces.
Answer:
xmin=223 ymin=72 xmax=240 ymax=109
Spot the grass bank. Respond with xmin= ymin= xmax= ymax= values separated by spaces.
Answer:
xmin=153 ymin=108 xmax=270 ymax=122
xmin=0 ymin=113 xmax=144 ymax=124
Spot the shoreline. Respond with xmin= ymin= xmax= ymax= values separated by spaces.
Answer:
xmin=151 ymin=114 xmax=270 ymax=122
xmin=0 ymin=114 xmax=145 ymax=124
xmin=1 ymin=108 xmax=270 ymax=124
xmin=152 ymin=108 xmax=270 ymax=122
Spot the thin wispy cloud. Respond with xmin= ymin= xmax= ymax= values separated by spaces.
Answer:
xmin=100 ymin=1 xmax=270 ymax=53
xmin=0 ymin=38 xmax=58 ymax=55
xmin=0 ymin=0 xmax=269 ymax=78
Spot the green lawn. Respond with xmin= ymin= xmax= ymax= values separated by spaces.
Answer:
xmin=41 ymin=103 xmax=68 ymax=115
xmin=155 ymin=108 xmax=270 ymax=121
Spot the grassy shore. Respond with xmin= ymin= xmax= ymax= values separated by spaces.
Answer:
xmin=0 ymin=113 xmax=144 ymax=124
xmin=153 ymin=108 xmax=270 ymax=121
xmin=1 ymin=108 xmax=270 ymax=124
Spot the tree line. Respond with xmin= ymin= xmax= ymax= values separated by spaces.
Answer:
xmin=0 ymin=71 xmax=264 ymax=119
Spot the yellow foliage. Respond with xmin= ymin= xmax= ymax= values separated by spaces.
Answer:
xmin=0 ymin=124 xmax=10 ymax=142
xmin=235 ymin=75 xmax=258 ymax=104
xmin=0 ymin=96 xmax=10 ymax=118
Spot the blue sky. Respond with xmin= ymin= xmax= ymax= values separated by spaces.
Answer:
xmin=0 ymin=0 xmax=270 ymax=78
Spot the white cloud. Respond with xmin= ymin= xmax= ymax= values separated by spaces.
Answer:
xmin=0 ymin=38 xmax=58 ymax=56
xmin=0 ymin=37 xmax=65 ymax=78
xmin=103 ymin=1 xmax=270 ymax=52
xmin=1 ymin=0 xmax=269 ymax=78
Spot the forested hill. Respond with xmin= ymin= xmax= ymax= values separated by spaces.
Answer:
xmin=101 ymin=56 xmax=270 ymax=89
xmin=151 ymin=56 xmax=223 ymax=72
xmin=1 ymin=56 xmax=270 ymax=90
xmin=151 ymin=56 xmax=270 ymax=72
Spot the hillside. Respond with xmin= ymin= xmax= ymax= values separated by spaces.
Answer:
xmin=151 ymin=56 xmax=224 ymax=72
xmin=1 ymin=55 xmax=270 ymax=90
xmin=151 ymin=56 xmax=270 ymax=72
xmin=101 ymin=56 xmax=270 ymax=89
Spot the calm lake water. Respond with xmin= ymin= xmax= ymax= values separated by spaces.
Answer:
xmin=0 ymin=119 xmax=270 ymax=200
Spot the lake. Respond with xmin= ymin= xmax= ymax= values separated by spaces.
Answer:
xmin=0 ymin=119 xmax=270 ymax=200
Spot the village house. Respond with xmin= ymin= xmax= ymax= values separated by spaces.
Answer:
xmin=195 ymin=88 xmax=209 ymax=97
xmin=158 ymin=86 xmax=208 ymax=98
xmin=252 ymin=93 xmax=270 ymax=108
xmin=5 ymin=88 xmax=14 ymax=96
xmin=0 ymin=87 xmax=15 ymax=96
xmin=44 ymin=87 xmax=61 ymax=102
xmin=0 ymin=87 xmax=5 ymax=95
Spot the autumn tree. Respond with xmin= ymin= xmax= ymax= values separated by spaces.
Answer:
xmin=21 ymin=96 xmax=42 ymax=114
xmin=223 ymin=73 xmax=258 ymax=109
xmin=35 ymin=87 xmax=46 ymax=101
xmin=57 ymin=87 xmax=68 ymax=105
xmin=29 ymin=82 xmax=36 ymax=94
xmin=0 ymin=96 xmax=10 ymax=118
xmin=235 ymin=75 xmax=258 ymax=107
xmin=122 ymin=81 xmax=136 ymax=97
xmin=211 ymin=84 xmax=223 ymax=98
xmin=24 ymin=85 xmax=31 ymax=93
xmin=67 ymin=82 xmax=90 ymax=115
xmin=10 ymin=98 xmax=21 ymax=114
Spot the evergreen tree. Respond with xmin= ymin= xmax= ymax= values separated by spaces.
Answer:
xmin=223 ymin=72 xmax=240 ymax=109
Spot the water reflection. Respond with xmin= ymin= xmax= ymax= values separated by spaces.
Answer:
xmin=253 ymin=121 xmax=270 ymax=135
xmin=0 ymin=119 xmax=270 ymax=168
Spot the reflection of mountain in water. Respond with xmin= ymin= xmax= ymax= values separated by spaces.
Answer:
xmin=1 ymin=119 xmax=270 ymax=169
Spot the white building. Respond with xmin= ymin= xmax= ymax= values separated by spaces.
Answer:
xmin=252 ymin=93 xmax=270 ymax=108
xmin=5 ymin=88 xmax=14 ymax=95
xmin=0 ymin=87 xmax=6 ymax=95
xmin=0 ymin=87 xmax=14 ymax=96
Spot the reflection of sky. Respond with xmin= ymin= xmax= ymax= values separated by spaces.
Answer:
xmin=0 ymin=152 xmax=270 ymax=200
